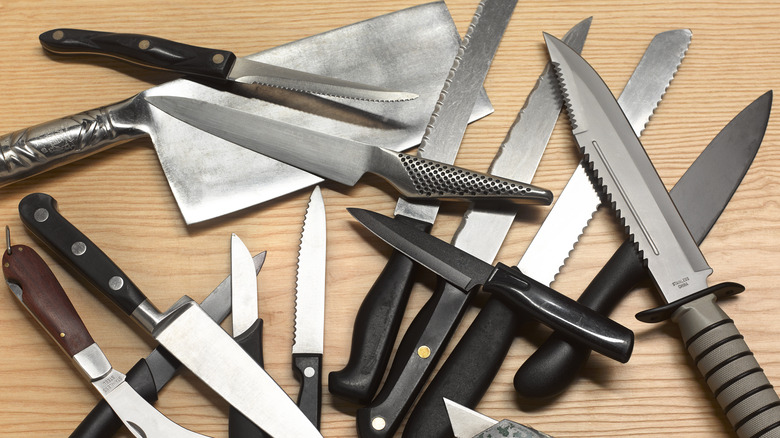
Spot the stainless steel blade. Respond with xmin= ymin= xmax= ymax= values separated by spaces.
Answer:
xmin=518 ymin=29 xmax=691 ymax=285
xmin=231 ymin=234 xmax=258 ymax=337
xmin=293 ymin=186 xmax=327 ymax=355
xmin=444 ymin=398 xmax=497 ymax=437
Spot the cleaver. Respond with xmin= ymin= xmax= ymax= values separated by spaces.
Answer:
xmin=0 ymin=2 xmax=491 ymax=225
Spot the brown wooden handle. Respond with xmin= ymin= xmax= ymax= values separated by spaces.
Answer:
xmin=3 ymin=244 xmax=94 ymax=357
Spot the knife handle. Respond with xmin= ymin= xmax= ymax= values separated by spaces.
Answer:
xmin=18 ymin=193 xmax=150 ymax=317
xmin=293 ymin=353 xmax=322 ymax=429
xmin=40 ymin=29 xmax=236 ymax=80
xmin=514 ymin=239 xmax=643 ymax=398
xmin=673 ymin=294 xmax=780 ymax=438
xmin=229 ymin=319 xmax=269 ymax=438
xmin=328 ymin=214 xmax=431 ymax=404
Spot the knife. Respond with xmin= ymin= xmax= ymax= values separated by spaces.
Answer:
xmin=515 ymin=91 xmax=771 ymax=398
xmin=293 ymin=186 xmax=327 ymax=428
xmin=39 ymin=28 xmax=418 ymax=102
xmin=545 ymin=33 xmax=780 ymax=437
xmin=229 ymin=234 xmax=268 ymax=438
xmin=443 ymin=398 xmax=552 ymax=438
xmin=329 ymin=15 xmax=591 ymax=408
xmin=17 ymin=198 xmax=322 ymax=436
xmin=2 ymin=235 xmax=209 ymax=438
xmin=144 ymin=95 xmax=552 ymax=205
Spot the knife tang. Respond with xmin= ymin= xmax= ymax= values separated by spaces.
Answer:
xmin=329 ymin=214 xmax=431 ymax=404
xmin=293 ymin=352 xmax=322 ymax=429
xmin=229 ymin=319 xmax=268 ymax=438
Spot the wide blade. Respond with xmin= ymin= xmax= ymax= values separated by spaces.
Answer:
xmin=444 ymin=398 xmax=497 ymax=437
xmin=231 ymin=234 xmax=259 ymax=337
xmin=293 ymin=186 xmax=327 ymax=355
xmin=545 ymin=33 xmax=711 ymax=302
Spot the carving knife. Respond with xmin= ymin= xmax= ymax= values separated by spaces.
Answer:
xmin=545 ymin=33 xmax=779 ymax=437
xmin=443 ymin=398 xmax=552 ymax=438
xmin=328 ymin=0 xmax=528 ymax=409
xmin=229 ymin=234 xmax=268 ymax=438
xmin=17 ymin=200 xmax=322 ymax=436
xmin=144 ymin=95 xmax=552 ymax=205
xmin=39 ymin=29 xmax=417 ymax=102
xmin=2 ymin=235 xmax=209 ymax=438
xmin=293 ymin=186 xmax=327 ymax=428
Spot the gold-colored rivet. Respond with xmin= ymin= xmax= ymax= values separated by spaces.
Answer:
xmin=417 ymin=345 xmax=431 ymax=359
xmin=138 ymin=39 xmax=151 ymax=50
xmin=3 ymin=263 xmax=9 ymax=268
xmin=17 ymin=247 xmax=22 ymax=252
xmin=212 ymin=54 xmax=225 ymax=64
xmin=371 ymin=417 xmax=386 ymax=431
xmin=52 ymin=30 xmax=64 ymax=41
xmin=60 ymin=333 xmax=65 ymax=338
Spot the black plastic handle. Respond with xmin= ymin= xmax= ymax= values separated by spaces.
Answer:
xmin=229 ymin=319 xmax=268 ymax=438
xmin=293 ymin=353 xmax=323 ymax=429
xmin=39 ymin=29 xmax=236 ymax=79
xmin=328 ymin=214 xmax=431 ymax=405
xmin=18 ymin=193 xmax=147 ymax=316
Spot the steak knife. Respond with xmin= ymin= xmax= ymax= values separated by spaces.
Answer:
xmin=545 ymin=33 xmax=779 ymax=438
xmin=39 ymin=29 xmax=417 ymax=102
xmin=2 ymin=236 xmax=209 ymax=438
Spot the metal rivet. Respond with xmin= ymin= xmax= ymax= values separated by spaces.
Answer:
xmin=304 ymin=366 xmax=315 ymax=378
xmin=34 ymin=208 xmax=49 ymax=223
xmin=417 ymin=345 xmax=431 ymax=359
xmin=59 ymin=332 xmax=65 ymax=338
xmin=138 ymin=39 xmax=151 ymax=50
xmin=71 ymin=241 xmax=87 ymax=256
xmin=52 ymin=30 xmax=64 ymax=40
xmin=3 ymin=263 xmax=8 ymax=268
xmin=212 ymin=53 xmax=225 ymax=64
xmin=371 ymin=417 xmax=386 ymax=431
xmin=108 ymin=276 xmax=124 ymax=291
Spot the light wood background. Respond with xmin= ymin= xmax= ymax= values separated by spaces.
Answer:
xmin=0 ymin=1 xmax=779 ymax=437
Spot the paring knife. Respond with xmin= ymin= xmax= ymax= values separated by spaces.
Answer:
xmin=293 ymin=186 xmax=327 ymax=428
xmin=145 ymin=95 xmax=552 ymax=205
xmin=443 ymin=398 xmax=552 ymax=438
xmin=515 ymin=91 xmax=771 ymax=398
xmin=17 ymin=198 xmax=322 ymax=437
xmin=39 ymin=29 xmax=418 ymax=102
xmin=545 ymin=33 xmax=779 ymax=438
xmin=2 ymin=235 xmax=209 ymax=438
xmin=229 ymin=234 xmax=268 ymax=438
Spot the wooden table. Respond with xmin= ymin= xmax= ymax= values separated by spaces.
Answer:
xmin=0 ymin=1 xmax=779 ymax=436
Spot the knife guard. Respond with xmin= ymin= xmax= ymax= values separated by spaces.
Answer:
xmin=229 ymin=319 xmax=268 ymax=438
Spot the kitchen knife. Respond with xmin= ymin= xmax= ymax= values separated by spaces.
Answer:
xmin=17 ymin=199 xmax=322 ymax=436
xmin=443 ymin=398 xmax=552 ymax=438
xmin=144 ymin=95 xmax=552 ymax=204
xmin=2 ymin=236 xmax=209 ymax=438
xmin=545 ymin=33 xmax=779 ymax=437
xmin=293 ymin=186 xmax=327 ymax=428
xmin=347 ymin=207 xmax=633 ymax=364
xmin=515 ymin=91 xmax=771 ymax=398
xmin=1 ymin=3 xmax=492 ymax=225
xmin=329 ymin=16 xmax=591 ymax=408
xmin=229 ymin=234 xmax=268 ymax=438
xmin=39 ymin=28 xmax=418 ymax=102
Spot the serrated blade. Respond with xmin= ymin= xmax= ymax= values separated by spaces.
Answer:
xmin=293 ymin=186 xmax=326 ymax=355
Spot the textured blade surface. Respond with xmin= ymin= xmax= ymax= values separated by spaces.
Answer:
xmin=546 ymin=34 xmax=711 ymax=302
xmin=293 ymin=186 xmax=327 ymax=355
xmin=231 ymin=234 xmax=259 ymax=337
xmin=444 ymin=398 xmax=497 ymax=438
xmin=518 ymin=29 xmax=691 ymax=285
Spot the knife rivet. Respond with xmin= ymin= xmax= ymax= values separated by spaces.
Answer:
xmin=212 ymin=54 xmax=225 ymax=64
xmin=417 ymin=345 xmax=431 ymax=359
xmin=52 ymin=30 xmax=64 ymax=40
xmin=138 ymin=39 xmax=151 ymax=50
xmin=71 ymin=242 xmax=87 ymax=256
xmin=304 ymin=366 xmax=316 ymax=378
xmin=371 ymin=417 xmax=386 ymax=431
xmin=33 ymin=208 xmax=49 ymax=223
xmin=109 ymin=276 xmax=124 ymax=291
xmin=59 ymin=332 xmax=65 ymax=338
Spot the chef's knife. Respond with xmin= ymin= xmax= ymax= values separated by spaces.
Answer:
xmin=18 ymin=200 xmax=322 ymax=436
xmin=145 ymin=95 xmax=552 ymax=204
xmin=1 ymin=3 xmax=491 ymax=225
xmin=515 ymin=91 xmax=771 ymax=398
xmin=293 ymin=186 xmax=327 ymax=428
xmin=330 ymin=16 xmax=590 ymax=408
xmin=545 ymin=33 xmax=780 ymax=438
xmin=443 ymin=398 xmax=552 ymax=438
xmin=39 ymin=29 xmax=417 ymax=102
xmin=2 ymin=237 xmax=209 ymax=438
xmin=229 ymin=234 xmax=268 ymax=438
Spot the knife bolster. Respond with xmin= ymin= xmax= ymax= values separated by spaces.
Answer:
xmin=636 ymin=282 xmax=744 ymax=323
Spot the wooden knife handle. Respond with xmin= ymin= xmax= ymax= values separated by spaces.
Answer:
xmin=3 ymin=244 xmax=93 ymax=357
xmin=40 ymin=29 xmax=236 ymax=80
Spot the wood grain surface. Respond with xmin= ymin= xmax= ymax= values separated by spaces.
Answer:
xmin=0 ymin=0 xmax=778 ymax=436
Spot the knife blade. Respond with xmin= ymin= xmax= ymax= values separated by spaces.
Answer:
xmin=329 ymin=16 xmax=590 ymax=409
xmin=443 ymin=398 xmax=552 ymax=438
xmin=17 ymin=198 xmax=321 ymax=436
xmin=545 ymin=33 xmax=780 ymax=437
xmin=293 ymin=186 xmax=327 ymax=428
xmin=39 ymin=28 xmax=418 ymax=102
xmin=144 ymin=95 xmax=552 ymax=205
xmin=515 ymin=91 xmax=771 ymax=398
xmin=2 ymin=237 xmax=209 ymax=438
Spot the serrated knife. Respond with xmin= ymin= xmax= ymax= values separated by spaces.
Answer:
xmin=545 ymin=33 xmax=779 ymax=438
xmin=293 ymin=186 xmax=327 ymax=428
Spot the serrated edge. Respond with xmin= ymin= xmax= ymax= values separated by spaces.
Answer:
xmin=293 ymin=186 xmax=326 ymax=354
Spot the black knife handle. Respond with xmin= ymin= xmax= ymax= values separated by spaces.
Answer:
xmin=39 ymin=29 xmax=236 ymax=79
xmin=328 ymin=214 xmax=431 ymax=405
xmin=514 ymin=240 xmax=643 ymax=398
xmin=70 ymin=359 xmax=160 ymax=438
xmin=402 ymin=296 xmax=523 ymax=438
xmin=293 ymin=353 xmax=323 ymax=429
xmin=229 ymin=319 xmax=268 ymax=438
xmin=19 ymin=193 xmax=148 ymax=316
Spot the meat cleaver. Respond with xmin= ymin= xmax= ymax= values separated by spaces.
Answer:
xmin=0 ymin=2 xmax=491 ymax=225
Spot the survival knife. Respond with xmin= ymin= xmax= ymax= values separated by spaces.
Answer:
xmin=39 ymin=28 xmax=417 ymax=102
xmin=444 ymin=398 xmax=551 ymax=438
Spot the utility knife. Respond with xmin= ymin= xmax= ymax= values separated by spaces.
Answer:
xmin=444 ymin=398 xmax=552 ymax=438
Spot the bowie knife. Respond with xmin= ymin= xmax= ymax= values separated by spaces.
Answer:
xmin=545 ymin=33 xmax=780 ymax=438
xmin=3 ymin=236 xmax=209 ymax=438
xmin=293 ymin=186 xmax=327 ymax=428
xmin=17 ymin=199 xmax=322 ymax=436
xmin=444 ymin=398 xmax=552 ymax=438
